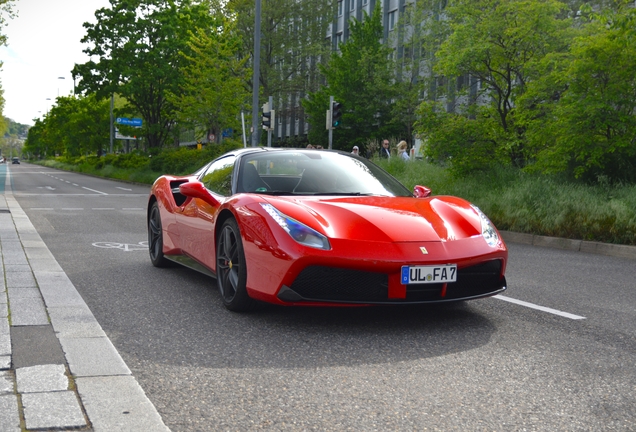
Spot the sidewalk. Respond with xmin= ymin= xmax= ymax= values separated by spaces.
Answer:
xmin=1 ymin=168 xmax=169 ymax=431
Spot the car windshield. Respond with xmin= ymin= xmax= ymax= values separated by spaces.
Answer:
xmin=238 ymin=150 xmax=411 ymax=197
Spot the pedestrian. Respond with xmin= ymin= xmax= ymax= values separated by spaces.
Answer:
xmin=351 ymin=145 xmax=359 ymax=156
xmin=306 ymin=144 xmax=314 ymax=149
xmin=379 ymin=139 xmax=391 ymax=159
xmin=397 ymin=141 xmax=410 ymax=161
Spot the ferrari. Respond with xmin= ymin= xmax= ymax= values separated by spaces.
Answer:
xmin=147 ymin=147 xmax=507 ymax=311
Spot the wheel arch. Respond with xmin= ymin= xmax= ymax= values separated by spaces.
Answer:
xmin=147 ymin=195 xmax=158 ymax=223
xmin=215 ymin=209 xmax=237 ymax=244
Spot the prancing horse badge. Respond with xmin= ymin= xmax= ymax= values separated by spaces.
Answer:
xmin=420 ymin=247 xmax=428 ymax=254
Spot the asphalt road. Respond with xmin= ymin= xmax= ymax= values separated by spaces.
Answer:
xmin=8 ymin=162 xmax=636 ymax=431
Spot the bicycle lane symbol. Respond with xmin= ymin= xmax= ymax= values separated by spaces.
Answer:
xmin=92 ymin=241 xmax=149 ymax=252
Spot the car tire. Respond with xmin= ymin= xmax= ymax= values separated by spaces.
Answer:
xmin=148 ymin=201 xmax=170 ymax=267
xmin=216 ymin=218 xmax=255 ymax=312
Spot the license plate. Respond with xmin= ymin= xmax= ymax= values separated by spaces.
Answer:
xmin=401 ymin=264 xmax=457 ymax=284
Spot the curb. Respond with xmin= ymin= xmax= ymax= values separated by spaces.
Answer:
xmin=500 ymin=231 xmax=636 ymax=260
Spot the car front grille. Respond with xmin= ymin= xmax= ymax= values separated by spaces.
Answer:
xmin=285 ymin=260 xmax=505 ymax=304
xmin=289 ymin=266 xmax=389 ymax=302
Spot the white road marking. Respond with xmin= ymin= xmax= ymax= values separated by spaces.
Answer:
xmin=60 ymin=208 xmax=84 ymax=211
xmin=82 ymin=187 xmax=108 ymax=195
xmin=72 ymin=184 xmax=79 ymax=186
xmin=494 ymin=295 xmax=586 ymax=320
xmin=116 ymin=187 xmax=133 ymax=191
xmin=92 ymin=241 xmax=149 ymax=251
xmin=92 ymin=208 xmax=115 ymax=210
xmin=122 ymin=208 xmax=144 ymax=211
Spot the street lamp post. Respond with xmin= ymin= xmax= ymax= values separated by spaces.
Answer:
xmin=57 ymin=76 xmax=65 ymax=97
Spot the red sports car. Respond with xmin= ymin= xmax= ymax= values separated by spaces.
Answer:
xmin=148 ymin=148 xmax=507 ymax=311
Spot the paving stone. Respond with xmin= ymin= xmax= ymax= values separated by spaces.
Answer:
xmin=3 ymin=264 xmax=31 ymax=273
xmin=16 ymin=364 xmax=68 ymax=393
xmin=0 ymin=303 xmax=7 ymax=318
xmin=59 ymin=337 xmax=131 ymax=377
xmin=76 ymin=376 xmax=169 ymax=432
xmin=0 ymin=370 xmax=13 ymax=394
xmin=23 ymin=247 xmax=57 ymax=262
xmin=22 ymin=391 xmax=86 ymax=430
xmin=10 ymin=326 xmax=65 ymax=368
xmin=0 ymin=241 xmax=22 ymax=252
xmin=1 ymin=253 xmax=28 ymax=266
xmin=0 ymin=333 xmax=10 ymax=356
xmin=7 ymin=297 xmax=49 ymax=326
xmin=0 ymin=233 xmax=18 ymax=242
xmin=0 ymin=394 xmax=20 ymax=432
xmin=0 ymin=356 xmax=10 ymax=370
xmin=26 ymin=258 xmax=64 ymax=272
xmin=48 ymin=305 xmax=107 ymax=338
xmin=7 ymin=287 xmax=41 ymax=299
xmin=32 ymin=271 xmax=87 ymax=307
xmin=5 ymin=271 xmax=36 ymax=288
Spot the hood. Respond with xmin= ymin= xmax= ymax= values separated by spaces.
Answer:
xmin=263 ymin=196 xmax=482 ymax=242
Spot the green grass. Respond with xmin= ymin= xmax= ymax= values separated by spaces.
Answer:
xmin=31 ymin=151 xmax=636 ymax=246
xmin=376 ymin=158 xmax=636 ymax=246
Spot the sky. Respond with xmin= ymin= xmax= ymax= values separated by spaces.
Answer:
xmin=0 ymin=0 xmax=110 ymax=126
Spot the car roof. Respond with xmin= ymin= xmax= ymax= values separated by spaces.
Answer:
xmin=228 ymin=147 xmax=349 ymax=158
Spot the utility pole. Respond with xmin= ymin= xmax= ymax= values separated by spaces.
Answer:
xmin=109 ymin=94 xmax=114 ymax=154
xmin=328 ymin=95 xmax=334 ymax=149
xmin=268 ymin=96 xmax=273 ymax=147
xmin=250 ymin=0 xmax=262 ymax=147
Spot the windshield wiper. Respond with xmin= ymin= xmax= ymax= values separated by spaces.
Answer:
xmin=257 ymin=190 xmax=298 ymax=196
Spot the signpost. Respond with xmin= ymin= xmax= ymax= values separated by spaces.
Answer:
xmin=115 ymin=118 xmax=142 ymax=152
xmin=116 ymin=117 xmax=143 ymax=127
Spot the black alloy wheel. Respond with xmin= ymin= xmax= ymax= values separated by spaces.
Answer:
xmin=216 ymin=218 xmax=254 ymax=311
xmin=148 ymin=201 xmax=169 ymax=267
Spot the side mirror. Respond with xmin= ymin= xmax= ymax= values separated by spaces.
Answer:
xmin=413 ymin=185 xmax=432 ymax=198
xmin=179 ymin=181 xmax=220 ymax=207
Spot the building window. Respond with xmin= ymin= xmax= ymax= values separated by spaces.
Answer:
xmin=350 ymin=0 xmax=355 ymax=11
xmin=404 ymin=46 xmax=412 ymax=60
xmin=388 ymin=10 xmax=397 ymax=30
xmin=362 ymin=0 xmax=368 ymax=5
xmin=338 ymin=1 xmax=343 ymax=16
xmin=336 ymin=32 xmax=343 ymax=48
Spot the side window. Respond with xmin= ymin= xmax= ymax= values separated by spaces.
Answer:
xmin=199 ymin=156 xmax=236 ymax=196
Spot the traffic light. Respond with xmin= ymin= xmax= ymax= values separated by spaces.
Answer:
xmin=331 ymin=101 xmax=342 ymax=128
xmin=262 ymin=103 xmax=275 ymax=130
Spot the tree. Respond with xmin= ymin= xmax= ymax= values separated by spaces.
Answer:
xmin=303 ymin=3 xmax=398 ymax=151
xmin=228 ymin=0 xmax=332 ymax=141
xmin=72 ymin=0 xmax=216 ymax=148
xmin=168 ymin=16 xmax=250 ymax=143
xmin=23 ymin=95 xmax=110 ymax=158
xmin=522 ymin=3 xmax=636 ymax=182
xmin=423 ymin=0 xmax=571 ymax=171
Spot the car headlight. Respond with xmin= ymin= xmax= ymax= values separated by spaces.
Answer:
xmin=261 ymin=203 xmax=331 ymax=250
xmin=471 ymin=205 xmax=499 ymax=247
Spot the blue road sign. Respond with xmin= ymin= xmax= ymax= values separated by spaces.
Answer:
xmin=116 ymin=117 xmax=143 ymax=127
